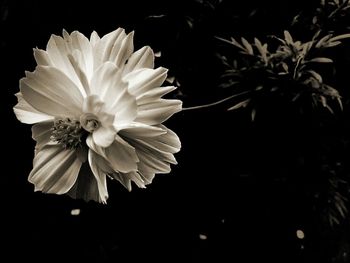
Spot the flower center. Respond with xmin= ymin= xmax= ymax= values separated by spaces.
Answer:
xmin=50 ymin=117 xmax=86 ymax=149
xmin=80 ymin=113 xmax=100 ymax=133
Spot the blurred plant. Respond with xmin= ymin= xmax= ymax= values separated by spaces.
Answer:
xmin=292 ymin=0 xmax=350 ymax=34
xmin=315 ymin=161 xmax=350 ymax=227
xmin=216 ymin=30 xmax=350 ymax=120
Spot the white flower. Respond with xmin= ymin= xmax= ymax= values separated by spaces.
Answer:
xmin=14 ymin=28 xmax=182 ymax=203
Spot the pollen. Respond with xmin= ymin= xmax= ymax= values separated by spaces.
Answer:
xmin=50 ymin=117 xmax=86 ymax=149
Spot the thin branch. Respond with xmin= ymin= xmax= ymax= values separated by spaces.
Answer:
xmin=182 ymin=91 xmax=251 ymax=111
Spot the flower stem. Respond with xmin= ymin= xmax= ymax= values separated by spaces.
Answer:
xmin=182 ymin=91 xmax=250 ymax=111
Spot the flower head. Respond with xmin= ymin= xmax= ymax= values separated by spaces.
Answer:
xmin=14 ymin=28 xmax=182 ymax=203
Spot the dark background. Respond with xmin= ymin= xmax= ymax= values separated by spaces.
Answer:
xmin=1 ymin=0 xmax=349 ymax=262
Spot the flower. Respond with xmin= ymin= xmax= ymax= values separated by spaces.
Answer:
xmin=14 ymin=28 xmax=182 ymax=203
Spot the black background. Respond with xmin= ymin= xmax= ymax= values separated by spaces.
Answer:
xmin=1 ymin=0 xmax=348 ymax=262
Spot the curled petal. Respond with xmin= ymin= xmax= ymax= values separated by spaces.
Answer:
xmin=92 ymin=126 xmax=116 ymax=148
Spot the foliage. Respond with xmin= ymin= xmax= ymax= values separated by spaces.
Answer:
xmin=214 ymin=0 xmax=350 ymax=233
xmin=217 ymin=30 xmax=350 ymax=120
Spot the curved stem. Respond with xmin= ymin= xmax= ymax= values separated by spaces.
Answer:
xmin=182 ymin=90 xmax=250 ymax=111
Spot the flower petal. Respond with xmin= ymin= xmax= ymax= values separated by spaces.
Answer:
xmin=67 ymin=162 xmax=100 ymax=202
xmin=67 ymin=50 xmax=90 ymax=95
xmin=105 ymin=135 xmax=139 ymax=173
xmin=135 ymin=99 xmax=182 ymax=125
xmin=68 ymin=31 xmax=94 ymax=80
xmin=129 ymin=145 xmax=170 ymax=174
xmin=89 ymin=62 xmax=122 ymax=99
xmin=144 ymin=125 xmax=181 ymax=154
xmin=118 ymin=122 xmax=166 ymax=138
xmin=125 ymin=67 xmax=168 ymax=99
xmin=111 ymin=173 xmax=132 ymax=191
xmin=86 ymin=134 xmax=139 ymax=173
xmin=20 ymin=66 xmax=84 ymax=117
xmin=46 ymin=34 xmax=70 ymax=70
xmin=13 ymin=92 xmax=54 ymax=124
xmin=82 ymin=94 xmax=105 ymax=113
xmin=46 ymin=34 xmax=86 ymax=95
xmin=137 ymin=162 xmax=156 ymax=185
xmin=33 ymin=48 xmax=51 ymax=66
xmin=90 ymin=62 xmax=137 ymax=125
xmin=134 ymin=144 xmax=172 ymax=174
xmin=90 ymin=31 xmax=100 ymax=47
xmin=136 ymin=86 xmax=176 ymax=105
xmin=92 ymin=126 xmax=116 ymax=148
xmin=110 ymin=171 xmax=146 ymax=191
xmin=113 ymin=171 xmax=145 ymax=190
xmin=113 ymin=31 xmax=134 ymax=68
xmin=29 ymin=145 xmax=82 ymax=194
xmin=123 ymin=46 xmax=154 ymax=75
xmin=93 ymin=28 xmax=126 ymax=69
xmin=88 ymin=150 xmax=109 ymax=203
xmin=31 ymin=121 xmax=55 ymax=154
xmin=127 ymin=126 xmax=181 ymax=175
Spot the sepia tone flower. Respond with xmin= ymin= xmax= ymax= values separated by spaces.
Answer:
xmin=14 ymin=28 xmax=182 ymax=203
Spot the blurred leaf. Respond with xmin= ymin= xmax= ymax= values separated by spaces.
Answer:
xmin=284 ymin=30 xmax=294 ymax=44
xmin=227 ymin=99 xmax=251 ymax=111
xmin=251 ymin=108 xmax=256 ymax=121
xmin=241 ymin=37 xmax=254 ymax=55
xmin=254 ymin=38 xmax=268 ymax=63
xmin=307 ymin=57 xmax=334 ymax=63
xmin=329 ymin=33 xmax=350 ymax=42
xmin=315 ymin=34 xmax=333 ymax=48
